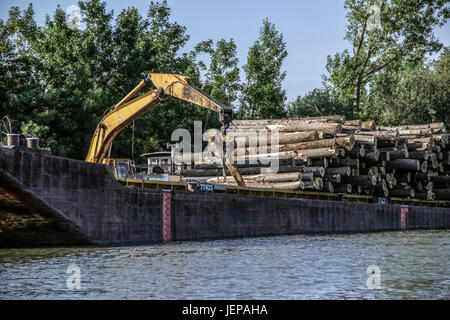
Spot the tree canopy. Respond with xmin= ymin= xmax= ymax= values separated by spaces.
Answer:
xmin=0 ymin=1 xmax=215 ymax=160
xmin=239 ymin=18 xmax=288 ymax=120
xmin=1 ymin=0 xmax=449 ymax=162
xmin=323 ymin=0 xmax=449 ymax=113
xmin=365 ymin=47 xmax=450 ymax=125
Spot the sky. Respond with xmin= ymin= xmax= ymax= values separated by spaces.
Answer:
xmin=1 ymin=0 xmax=449 ymax=101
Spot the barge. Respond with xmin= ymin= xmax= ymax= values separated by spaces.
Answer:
xmin=0 ymin=145 xmax=449 ymax=247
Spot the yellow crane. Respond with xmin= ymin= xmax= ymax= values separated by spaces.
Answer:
xmin=85 ymin=73 xmax=245 ymax=187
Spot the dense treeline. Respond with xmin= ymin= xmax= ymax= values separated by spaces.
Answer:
xmin=0 ymin=0 xmax=449 ymax=161
xmin=288 ymin=0 xmax=449 ymax=123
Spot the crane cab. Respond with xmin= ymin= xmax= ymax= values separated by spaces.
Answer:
xmin=103 ymin=158 xmax=136 ymax=179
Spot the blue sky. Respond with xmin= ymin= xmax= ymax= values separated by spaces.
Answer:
xmin=1 ymin=0 xmax=449 ymax=101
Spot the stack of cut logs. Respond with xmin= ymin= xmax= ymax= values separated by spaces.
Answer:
xmin=178 ymin=115 xmax=450 ymax=201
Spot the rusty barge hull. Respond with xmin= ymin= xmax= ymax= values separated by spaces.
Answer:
xmin=0 ymin=146 xmax=449 ymax=247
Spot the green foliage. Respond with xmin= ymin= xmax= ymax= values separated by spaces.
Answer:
xmin=287 ymin=88 xmax=355 ymax=120
xmin=239 ymin=18 xmax=288 ymax=119
xmin=324 ymin=0 xmax=449 ymax=114
xmin=1 ymin=0 xmax=448 ymax=163
xmin=364 ymin=48 xmax=450 ymax=127
xmin=1 ymin=1 xmax=117 ymax=157
xmin=107 ymin=0 xmax=196 ymax=160
xmin=189 ymin=38 xmax=241 ymax=133
xmin=20 ymin=120 xmax=56 ymax=152
xmin=0 ymin=0 xmax=225 ymax=162
xmin=197 ymin=39 xmax=240 ymax=109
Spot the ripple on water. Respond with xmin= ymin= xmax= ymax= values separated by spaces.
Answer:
xmin=0 ymin=230 xmax=448 ymax=299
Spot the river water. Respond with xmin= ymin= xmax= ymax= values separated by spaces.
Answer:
xmin=0 ymin=230 xmax=448 ymax=299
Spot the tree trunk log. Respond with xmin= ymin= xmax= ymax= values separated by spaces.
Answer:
xmin=194 ymin=158 xmax=306 ymax=169
xmin=342 ymin=175 xmax=377 ymax=186
xmin=276 ymin=123 xmax=342 ymax=133
xmin=206 ymin=177 xmax=306 ymax=190
xmin=374 ymin=179 xmax=389 ymax=197
xmin=378 ymin=123 xmax=445 ymax=132
xmin=357 ymin=131 xmax=399 ymax=143
xmin=302 ymin=178 xmax=323 ymax=191
xmin=379 ymin=151 xmax=390 ymax=161
xmin=230 ymin=130 xmax=318 ymax=147
xmin=431 ymin=188 xmax=450 ymax=200
xmin=395 ymin=172 xmax=411 ymax=183
xmin=325 ymin=166 xmax=351 ymax=177
xmin=342 ymin=125 xmax=360 ymax=131
xmin=233 ymin=151 xmax=298 ymax=162
xmin=390 ymin=188 xmax=415 ymax=198
xmin=420 ymin=161 xmax=428 ymax=172
xmin=413 ymin=172 xmax=431 ymax=183
xmin=307 ymin=157 xmax=329 ymax=168
xmin=249 ymin=172 xmax=303 ymax=183
xmin=334 ymin=184 xmax=352 ymax=193
xmin=415 ymin=192 xmax=435 ymax=201
xmin=348 ymin=145 xmax=366 ymax=158
xmin=323 ymin=182 xmax=334 ymax=193
xmin=297 ymin=148 xmax=339 ymax=159
xmin=181 ymin=165 xmax=305 ymax=177
xmin=361 ymin=120 xmax=376 ymax=131
xmin=323 ymin=174 xmax=341 ymax=183
xmin=231 ymin=116 xmax=345 ymax=126
xmin=365 ymin=149 xmax=380 ymax=162
xmin=408 ymin=151 xmax=429 ymax=161
xmin=354 ymin=135 xmax=377 ymax=146
xmin=344 ymin=120 xmax=361 ymax=126
xmin=302 ymin=166 xmax=326 ymax=177
xmin=387 ymin=159 xmax=420 ymax=171
xmin=430 ymin=176 xmax=450 ymax=184
xmin=333 ymin=158 xmax=359 ymax=168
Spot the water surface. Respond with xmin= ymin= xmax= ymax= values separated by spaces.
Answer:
xmin=0 ymin=230 xmax=448 ymax=299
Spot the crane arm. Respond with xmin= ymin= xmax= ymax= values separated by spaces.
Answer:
xmin=150 ymin=73 xmax=226 ymax=114
xmin=85 ymin=73 xmax=244 ymax=187
xmin=85 ymin=87 xmax=163 ymax=164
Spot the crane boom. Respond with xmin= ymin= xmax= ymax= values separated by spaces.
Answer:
xmin=85 ymin=73 xmax=245 ymax=186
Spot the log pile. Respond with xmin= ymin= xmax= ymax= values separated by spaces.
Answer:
xmin=178 ymin=116 xmax=450 ymax=201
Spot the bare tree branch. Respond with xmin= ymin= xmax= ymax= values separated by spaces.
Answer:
xmin=362 ymin=43 xmax=405 ymax=79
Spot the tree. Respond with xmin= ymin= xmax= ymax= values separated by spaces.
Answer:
xmin=186 ymin=38 xmax=241 ymax=135
xmin=287 ymin=88 xmax=354 ymax=119
xmin=239 ymin=18 xmax=288 ymax=119
xmin=1 ymin=3 xmax=95 ymax=156
xmin=431 ymin=47 xmax=450 ymax=126
xmin=0 ymin=0 xmax=212 ymax=161
xmin=0 ymin=4 xmax=39 ymax=117
xmin=198 ymin=39 xmax=240 ymax=109
xmin=108 ymin=0 xmax=209 ymax=160
xmin=324 ymin=0 xmax=449 ymax=114
xmin=365 ymin=47 xmax=450 ymax=127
